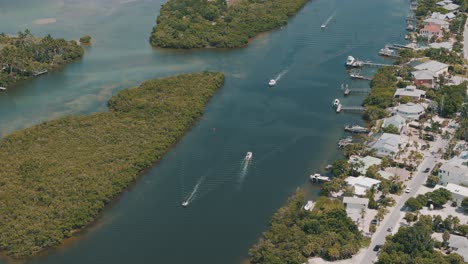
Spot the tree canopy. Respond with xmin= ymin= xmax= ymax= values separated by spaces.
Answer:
xmin=249 ymin=192 xmax=367 ymax=264
xmin=0 ymin=71 xmax=224 ymax=257
xmin=0 ymin=30 xmax=84 ymax=88
xmin=150 ymin=0 xmax=310 ymax=48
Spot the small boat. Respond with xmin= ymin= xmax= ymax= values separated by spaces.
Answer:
xmin=304 ymin=201 xmax=314 ymax=211
xmin=245 ymin=151 xmax=253 ymax=160
xmin=181 ymin=201 xmax=188 ymax=207
xmin=321 ymin=24 xmax=326 ymax=29
xmin=33 ymin=69 xmax=48 ymax=77
xmin=332 ymin=98 xmax=340 ymax=107
xmin=345 ymin=56 xmax=362 ymax=67
xmin=268 ymin=79 xmax=276 ymax=86
xmin=0 ymin=87 xmax=6 ymax=91
xmin=344 ymin=124 xmax=369 ymax=133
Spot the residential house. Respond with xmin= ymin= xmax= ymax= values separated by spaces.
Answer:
xmin=438 ymin=151 xmax=468 ymax=186
xmin=349 ymin=155 xmax=382 ymax=175
xmin=423 ymin=18 xmax=450 ymax=29
xmin=371 ymin=133 xmax=402 ymax=157
xmin=395 ymin=103 xmax=425 ymax=120
xmin=420 ymin=23 xmax=443 ymax=39
xmin=434 ymin=183 xmax=468 ymax=206
xmin=431 ymin=11 xmax=456 ymax=21
xmin=382 ymin=114 xmax=406 ymax=132
xmin=443 ymin=3 xmax=460 ymax=11
xmin=345 ymin=176 xmax=381 ymax=196
xmin=343 ymin=196 xmax=369 ymax=226
xmin=394 ymin=85 xmax=426 ymax=101
xmin=432 ymin=233 xmax=468 ymax=262
xmin=412 ymin=70 xmax=435 ymax=88
xmin=414 ymin=60 xmax=449 ymax=77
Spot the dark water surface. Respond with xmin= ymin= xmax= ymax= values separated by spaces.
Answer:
xmin=0 ymin=0 xmax=407 ymax=263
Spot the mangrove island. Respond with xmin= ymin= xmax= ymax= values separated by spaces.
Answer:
xmin=150 ymin=0 xmax=310 ymax=49
xmin=0 ymin=71 xmax=224 ymax=257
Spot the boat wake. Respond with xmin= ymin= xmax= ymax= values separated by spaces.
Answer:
xmin=182 ymin=177 xmax=203 ymax=207
xmin=321 ymin=12 xmax=336 ymax=28
xmin=237 ymin=157 xmax=252 ymax=187
xmin=274 ymin=69 xmax=288 ymax=82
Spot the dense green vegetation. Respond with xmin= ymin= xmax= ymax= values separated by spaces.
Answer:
xmin=0 ymin=30 xmax=84 ymax=88
xmin=427 ymin=83 xmax=467 ymax=118
xmin=404 ymin=189 xmax=451 ymax=211
xmin=0 ymin=72 xmax=224 ymax=257
xmin=79 ymin=35 xmax=92 ymax=45
xmin=150 ymin=0 xmax=309 ymax=48
xmin=377 ymin=215 xmax=465 ymax=264
xmin=249 ymin=191 xmax=367 ymax=264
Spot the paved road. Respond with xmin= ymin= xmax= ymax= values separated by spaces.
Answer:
xmin=359 ymin=156 xmax=435 ymax=263
xmin=359 ymin=135 xmax=449 ymax=263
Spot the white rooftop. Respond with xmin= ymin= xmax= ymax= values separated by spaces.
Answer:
xmin=382 ymin=114 xmax=406 ymax=130
xmin=343 ymin=196 xmax=369 ymax=205
xmin=346 ymin=176 xmax=381 ymax=191
xmin=423 ymin=18 xmax=450 ymax=26
xmin=443 ymin=3 xmax=460 ymax=10
xmin=433 ymin=234 xmax=468 ymax=262
xmin=412 ymin=70 xmax=434 ymax=80
xmin=394 ymin=86 xmax=426 ymax=98
xmin=445 ymin=183 xmax=468 ymax=197
xmin=414 ymin=60 xmax=449 ymax=73
xmin=349 ymin=155 xmax=382 ymax=175
xmin=396 ymin=102 xmax=425 ymax=115
xmin=378 ymin=170 xmax=394 ymax=180
xmin=429 ymin=41 xmax=453 ymax=50
xmin=431 ymin=11 xmax=456 ymax=20
xmin=372 ymin=133 xmax=402 ymax=154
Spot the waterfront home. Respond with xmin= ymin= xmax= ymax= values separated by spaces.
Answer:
xmin=343 ymin=196 xmax=369 ymax=225
xmin=429 ymin=41 xmax=453 ymax=50
xmin=434 ymin=183 xmax=468 ymax=206
xmin=423 ymin=18 xmax=449 ymax=29
xmin=349 ymin=155 xmax=382 ymax=175
xmin=414 ymin=60 xmax=449 ymax=77
xmin=436 ymin=0 xmax=452 ymax=6
xmin=438 ymin=151 xmax=468 ymax=186
xmin=412 ymin=70 xmax=435 ymax=88
xmin=370 ymin=133 xmax=403 ymax=157
xmin=394 ymin=85 xmax=426 ymax=101
xmin=345 ymin=176 xmax=381 ymax=196
xmin=431 ymin=11 xmax=456 ymax=21
xmin=419 ymin=23 xmax=443 ymax=39
xmin=442 ymin=3 xmax=460 ymax=11
xmin=394 ymin=103 xmax=425 ymax=120
xmin=382 ymin=114 xmax=406 ymax=132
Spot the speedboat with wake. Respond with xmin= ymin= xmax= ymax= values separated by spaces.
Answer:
xmin=268 ymin=79 xmax=276 ymax=86
xmin=321 ymin=24 xmax=326 ymax=29
xmin=181 ymin=201 xmax=188 ymax=207
xmin=245 ymin=152 xmax=253 ymax=161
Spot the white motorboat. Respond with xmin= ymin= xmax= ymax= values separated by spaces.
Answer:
xmin=268 ymin=79 xmax=276 ymax=86
xmin=321 ymin=24 xmax=326 ymax=29
xmin=181 ymin=201 xmax=188 ymax=207
xmin=332 ymin=98 xmax=340 ymax=107
xmin=0 ymin=87 xmax=6 ymax=91
xmin=245 ymin=151 xmax=253 ymax=160
xmin=304 ymin=200 xmax=314 ymax=211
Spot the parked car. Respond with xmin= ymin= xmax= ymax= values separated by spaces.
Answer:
xmin=405 ymin=188 xmax=412 ymax=193
xmin=387 ymin=227 xmax=392 ymax=232
xmin=371 ymin=219 xmax=378 ymax=225
xmin=373 ymin=245 xmax=382 ymax=252
xmin=424 ymin=168 xmax=431 ymax=173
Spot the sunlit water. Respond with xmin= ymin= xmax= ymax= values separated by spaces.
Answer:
xmin=0 ymin=0 xmax=408 ymax=263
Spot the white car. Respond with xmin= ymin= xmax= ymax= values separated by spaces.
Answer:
xmin=405 ymin=188 xmax=412 ymax=193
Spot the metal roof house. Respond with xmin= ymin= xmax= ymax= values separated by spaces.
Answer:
xmin=395 ymin=103 xmax=425 ymax=120
xmin=382 ymin=114 xmax=406 ymax=132
xmin=370 ymin=133 xmax=403 ymax=157
xmin=394 ymin=85 xmax=426 ymax=100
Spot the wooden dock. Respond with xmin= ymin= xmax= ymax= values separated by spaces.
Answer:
xmin=336 ymin=104 xmax=365 ymax=113
xmin=344 ymin=87 xmax=370 ymax=96
xmin=349 ymin=73 xmax=372 ymax=81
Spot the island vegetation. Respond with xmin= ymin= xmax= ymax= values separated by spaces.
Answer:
xmin=0 ymin=71 xmax=224 ymax=257
xmin=79 ymin=35 xmax=92 ymax=45
xmin=0 ymin=30 xmax=84 ymax=88
xmin=150 ymin=0 xmax=309 ymax=49
xmin=248 ymin=190 xmax=368 ymax=264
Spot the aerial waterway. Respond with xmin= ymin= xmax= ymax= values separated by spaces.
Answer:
xmin=0 ymin=0 xmax=407 ymax=263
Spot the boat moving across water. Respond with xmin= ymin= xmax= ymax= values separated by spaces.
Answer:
xmin=181 ymin=201 xmax=188 ymax=207
xmin=268 ymin=79 xmax=276 ymax=86
xmin=245 ymin=151 xmax=253 ymax=161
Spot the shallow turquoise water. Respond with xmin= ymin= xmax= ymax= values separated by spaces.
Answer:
xmin=0 ymin=0 xmax=408 ymax=263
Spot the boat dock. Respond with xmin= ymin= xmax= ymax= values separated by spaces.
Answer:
xmin=388 ymin=43 xmax=414 ymax=50
xmin=344 ymin=87 xmax=370 ymax=96
xmin=309 ymin=173 xmax=330 ymax=183
xmin=338 ymin=137 xmax=353 ymax=148
xmin=336 ymin=104 xmax=365 ymax=113
xmin=344 ymin=124 xmax=369 ymax=133
xmin=349 ymin=73 xmax=372 ymax=80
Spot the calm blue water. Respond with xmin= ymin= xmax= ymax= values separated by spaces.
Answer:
xmin=0 ymin=0 xmax=408 ymax=263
